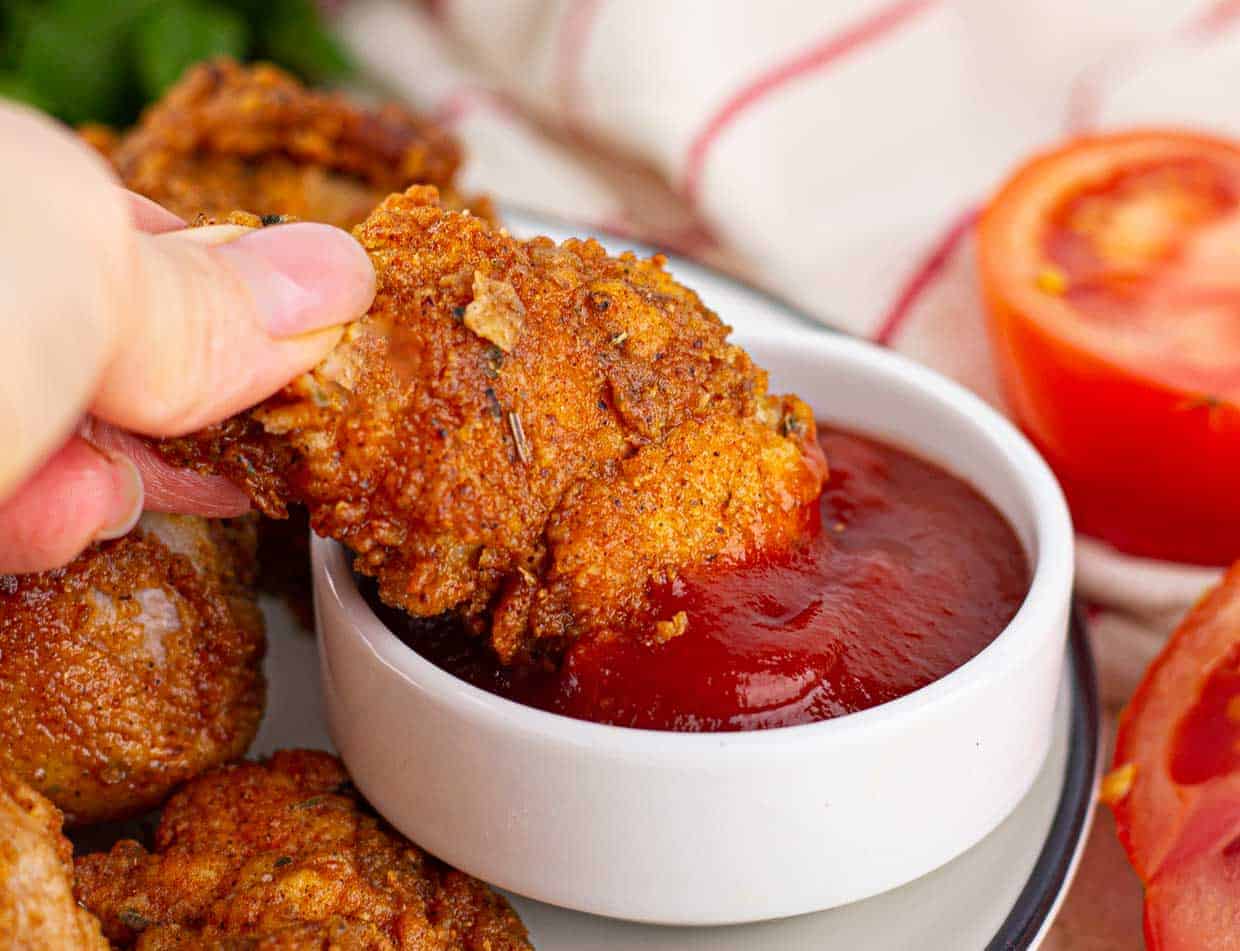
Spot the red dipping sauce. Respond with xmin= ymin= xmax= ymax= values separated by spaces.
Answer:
xmin=380 ymin=427 xmax=1029 ymax=732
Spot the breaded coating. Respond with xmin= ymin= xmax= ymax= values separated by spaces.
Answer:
xmin=0 ymin=772 xmax=108 ymax=950
xmin=105 ymin=59 xmax=482 ymax=229
xmin=74 ymin=750 xmax=532 ymax=950
xmin=94 ymin=61 xmax=492 ymax=626
xmin=97 ymin=60 xmax=490 ymax=626
xmin=533 ymin=406 xmax=819 ymax=645
xmin=159 ymin=188 xmax=826 ymax=663
xmin=78 ymin=122 xmax=119 ymax=159
xmin=0 ymin=513 xmax=265 ymax=826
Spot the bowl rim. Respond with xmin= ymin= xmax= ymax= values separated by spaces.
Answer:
xmin=314 ymin=325 xmax=1074 ymax=756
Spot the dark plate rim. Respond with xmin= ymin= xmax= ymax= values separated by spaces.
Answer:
xmin=986 ymin=606 xmax=1101 ymax=950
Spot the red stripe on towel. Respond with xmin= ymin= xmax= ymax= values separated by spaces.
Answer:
xmin=681 ymin=0 xmax=935 ymax=205
xmin=872 ymin=208 xmax=978 ymax=346
xmin=1189 ymin=0 xmax=1240 ymax=39
xmin=555 ymin=0 xmax=606 ymax=129
xmin=431 ymin=86 xmax=519 ymax=128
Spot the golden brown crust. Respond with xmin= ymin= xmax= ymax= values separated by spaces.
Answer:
xmin=0 ymin=772 xmax=109 ymax=949
xmin=74 ymin=750 xmax=532 ymax=951
xmin=78 ymin=122 xmax=120 ymax=159
xmin=104 ymin=59 xmax=483 ymax=228
xmin=0 ymin=513 xmax=266 ymax=826
xmin=527 ymin=406 xmax=822 ymax=651
xmin=93 ymin=61 xmax=491 ymax=631
xmin=159 ymin=188 xmax=825 ymax=663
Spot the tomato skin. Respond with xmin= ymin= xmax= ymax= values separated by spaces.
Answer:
xmin=1108 ymin=564 xmax=1240 ymax=949
xmin=982 ymin=274 xmax=1240 ymax=565
xmin=978 ymin=130 xmax=1240 ymax=566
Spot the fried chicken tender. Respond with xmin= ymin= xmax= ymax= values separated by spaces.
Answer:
xmin=105 ymin=59 xmax=482 ymax=229
xmin=159 ymin=188 xmax=825 ymax=663
xmin=0 ymin=513 xmax=265 ymax=826
xmin=0 ymin=773 xmax=109 ymax=950
xmin=74 ymin=750 xmax=532 ymax=950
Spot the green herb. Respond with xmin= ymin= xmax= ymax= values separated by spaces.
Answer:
xmin=136 ymin=0 xmax=248 ymax=100
xmin=292 ymin=795 xmax=326 ymax=809
xmin=0 ymin=71 xmax=52 ymax=112
xmin=14 ymin=1 xmax=152 ymax=124
xmin=483 ymin=344 xmax=504 ymax=379
xmin=507 ymin=411 xmax=531 ymax=465
xmin=0 ymin=0 xmax=351 ymax=125
xmin=259 ymin=0 xmax=350 ymax=85
xmin=118 ymin=908 xmax=150 ymax=931
xmin=780 ymin=413 xmax=806 ymax=437
xmin=484 ymin=386 xmax=503 ymax=419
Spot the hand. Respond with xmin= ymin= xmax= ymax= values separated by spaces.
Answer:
xmin=0 ymin=102 xmax=376 ymax=573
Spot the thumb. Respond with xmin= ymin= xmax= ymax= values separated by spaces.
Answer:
xmin=91 ymin=219 xmax=375 ymax=437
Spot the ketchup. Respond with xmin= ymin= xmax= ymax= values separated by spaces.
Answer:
xmin=382 ymin=427 xmax=1029 ymax=732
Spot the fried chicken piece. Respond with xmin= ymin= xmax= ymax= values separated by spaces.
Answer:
xmin=0 ymin=513 xmax=265 ymax=826
xmin=97 ymin=60 xmax=490 ymax=626
xmin=78 ymin=122 xmax=119 ymax=160
xmin=160 ymin=188 xmax=826 ymax=663
xmin=0 ymin=772 xmax=108 ymax=950
xmin=74 ymin=750 xmax=532 ymax=950
xmin=104 ymin=59 xmax=485 ymax=229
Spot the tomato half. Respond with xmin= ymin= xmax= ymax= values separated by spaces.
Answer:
xmin=978 ymin=130 xmax=1240 ymax=566
xmin=1106 ymin=563 xmax=1240 ymax=949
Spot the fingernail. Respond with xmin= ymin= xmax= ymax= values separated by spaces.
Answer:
xmin=215 ymin=222 xmax=376 ymax=338
xmin=95 ymin=454 xmax=145 ymax=541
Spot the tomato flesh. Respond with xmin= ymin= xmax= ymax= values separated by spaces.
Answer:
xmin=1170 ymin=641 xmax=1240 ymax=786
xmin=1144 ymin=829 xmax=1240 ymax=951
xmin=1108 ymin=564 xmax=1240 ymax=949
xmin=980 ymin=132 xmax=1240 ymax=566
xmin=1044 ymin=159 xmax=1240 ymax=400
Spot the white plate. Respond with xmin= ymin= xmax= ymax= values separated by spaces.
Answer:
xmin=252 ymin=598 xmax=1096 ymax=951
xmin=252 ymin=209 xmax=1100 ymax=948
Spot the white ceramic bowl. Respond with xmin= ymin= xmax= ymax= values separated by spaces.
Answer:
xmin=312 ymin=327 xmax=1074 ymax=926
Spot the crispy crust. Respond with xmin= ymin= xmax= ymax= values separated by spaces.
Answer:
xmin=0 ymin=773 xmax=109 ymax=949
xmin=74 ymin=750 xmax=532 ymax=950
xmin=0 ymin=513 xmax=266 ymax=825
xmin=159 ymin=188 xmax=825 ymax=663
xmin=104 ymin=59 xmax=485 ymax=228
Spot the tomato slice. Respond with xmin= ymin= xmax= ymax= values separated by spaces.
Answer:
xmin=978 ymin=131 xmax=1240 ymax=566
xmin=1107 ymin=563 xmax=1240 ymax=949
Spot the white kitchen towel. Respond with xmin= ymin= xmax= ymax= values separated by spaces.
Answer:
xmin=337 ymin=0 xmax=1237 ymax=703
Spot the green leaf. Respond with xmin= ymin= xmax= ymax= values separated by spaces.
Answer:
xmin=213 ymin=0 xmax=271 ymax=21
xmin=135 ymin=0 xmax=249 ymax=100
xmin=6 ymin=0 xmax=348 ymax=124
xmin=259 ymin=0 xmax=351 ymax=83
xmin=0 ymin=69 xmax=55 ymax=113
xmin=54 ymin=0 xmax=162 ymax=27
xmin=0 ymin=1 xmax=41 ymax=69
xmin=16 ymin=7 xmax=133 ymax=123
